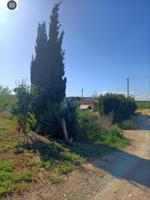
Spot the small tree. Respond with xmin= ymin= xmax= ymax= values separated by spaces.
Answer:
xmin=0 ymin=86 xmax=15 ymax=112
xmin=12 ymin=81 xmax=34 ymax=134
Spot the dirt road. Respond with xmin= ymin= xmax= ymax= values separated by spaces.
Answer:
xmin=91 ymin=110 xmax=150 ymax=200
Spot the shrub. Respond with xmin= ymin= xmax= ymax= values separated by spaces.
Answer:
xmin=77 ymin=110 xmax=101 ymax=142
xmin=99 ymin=125 xmax=129 ymax=147
xmin=119 ymin=117 xmax=138 ymax=130
xmin=98 ymin=93 xmax=137 ymax=123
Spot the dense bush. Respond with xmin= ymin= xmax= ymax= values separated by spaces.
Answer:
xmin=98 ymin=93 xmax=137 ymax=123
xmin=77 ymin=110 xmax=101 ymax=142
xmin=77 ymin=111 xmax=128 ymax=146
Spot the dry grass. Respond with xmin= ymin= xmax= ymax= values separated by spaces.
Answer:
xmin=96 ymin=112 xmax=113 ymax=129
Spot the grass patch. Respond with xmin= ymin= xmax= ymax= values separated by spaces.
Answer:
xmin=0 ymin=171 xmax=14 ymax=197
xmin=98 ymin=125 xmax=129 ymax=148
xmin=0 ymin=171 xmax=14 ymax=181
xmin=0 ymin=161 xmax=15 ymax=172
xmin=18 ymin=171 xmax=35 ymax=182
xmin=41 ymin=160 xmax=54 ymax=170
xmin=136 ymin=101 xmax=150 ymax=109
xmin=0 ymin=185 xmax=13 ymax=198
xmin=63 ymin=152 xmax=86 ymax=165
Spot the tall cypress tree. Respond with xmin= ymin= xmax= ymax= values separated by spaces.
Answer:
xmin=47 ymin=2 xmax=66 ymax=103
xmin=31 ymin=22 xmax=47 ymax=90
xmin=30 ymin=3 xmax=66 ymax=135
xmin=30 ymin=22 xmax=48 ymax=121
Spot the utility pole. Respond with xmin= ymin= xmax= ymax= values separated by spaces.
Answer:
xmin=127 ymin=77 xmax=129 ymax=97
xmin=81 ymin=88 xmax=83 ymax=97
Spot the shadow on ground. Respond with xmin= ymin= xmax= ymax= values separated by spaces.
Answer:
xmin=92 ymin=147 xmax=150 ymax=189
xmin=137 ymin=113 xmax=150 ymax=130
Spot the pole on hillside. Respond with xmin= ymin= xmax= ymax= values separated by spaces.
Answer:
xmin=127 ymin=77 xmax=129 ymax=97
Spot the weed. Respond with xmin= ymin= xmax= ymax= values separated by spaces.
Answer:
xmin=63 ymin=152 xmax=86 ymax=165
xmin=0 ymin=185 xmax=13 ymax=198
xmin=15 ymin=146 xmax=24 ymax=154
xmin=57 ymin=161 xmax=73 ymax=174
xmin=41 ymin=160 xmax=54 ymax=170
xmin=51 ymin=175 xmax=61 ymax=185
xmin=18 ymin=171 xmax=35 ymax=182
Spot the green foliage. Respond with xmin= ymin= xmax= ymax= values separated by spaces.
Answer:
xmin=98 ymin=93 xmax=137 ymax=123
xmin=119 ymin=117 xmax=138 ymax=130
xmin=31 ymin=3 xmax=66 ymax=137
xmin=0 ymin=171 xmax=14 ymax=181
xmin=61 ymin=98 xmax=78 ymax=139
xmin=0 ymin=170 xmax=14 ymax=197
xmin=63 ymin=152 xmax=86 ymax=165
xmin=14 ymin=146 xmax=24 ymax=154
xmin=0 ymin=86 xmax=15 ymax=113
xmin=77 ymin=110 xmax=101 ymax=142
xmin=96 ymin=125 xmax=129 ymax=148
xmin=12 ymin=81 xmax=36 ymax=132
xmin=0 ymin=184 xmax=13 ymax=198
xmin=41 ymin=160 xmax=54 ymax=170
xmin=136 ymin=101 xmax=150 ymax=109
xmin=12 ymin=81 xmax=32 ymax=116
xmin=0 ymin=163 xmax=36 ymax=197
xmin=36 ymin=103 xmax=62 ymax=137
xmin=0 ymin=161 xmax=14 ymax=172
xmin=57 ymin=161 xmax=73 ymax=174
xmin=47 ymin=2 xmax=66 ymax=103
xmin=76 ymin=110 xmax=128 ymax=148
xmin=18 ymin=171 xmax=35 ymax=182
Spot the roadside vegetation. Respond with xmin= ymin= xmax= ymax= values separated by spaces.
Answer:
xmin=136 ymin=101 xmax=150 ymax=109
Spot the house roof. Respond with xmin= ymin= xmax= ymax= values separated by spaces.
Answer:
xmin=80 ymin=104 xmax=91 ymax=109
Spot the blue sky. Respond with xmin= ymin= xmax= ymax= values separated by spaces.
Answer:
xmin=0 ymin=0 xmax=150 ymax=99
